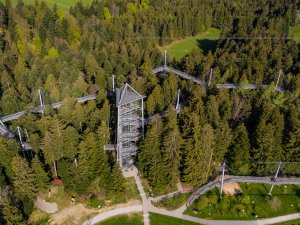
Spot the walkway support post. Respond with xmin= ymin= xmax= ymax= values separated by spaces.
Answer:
xmin=220 ymin=163 xmax=226 ymax=197
xmin=269 ymin=161 xmax=282 ymax=195
xmin=176 ymin=89 xmax=180 ymax=111
xmin=17 ymin=126 xmax=25 ymax=153
xmin=38 ymin=89 xmax=44 ymax=114
xmin=208 ymin=68 xmax=213 ymax=87
xmin=275 ymin=70 xmax=282 ymax=91
xmin=112 ymin=74 xmax=115 ymax=91
xmin=164 ymin=50 xmax=167 ymax=69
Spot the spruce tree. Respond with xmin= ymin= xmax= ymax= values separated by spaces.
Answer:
xmin=183 ymin=114 xmax=215 ymax=187
xmin=162 ymin=107 xmax=182 ymax=188
xmin=2 ymin=191 xmax=26 ymax=225
xmin=107 ymin=163 xmax=125 ymax=193
xmin=139 ymin=116 xmax=167 ymax=192
xmin=229 ymin=123 xmax=251 ymax=175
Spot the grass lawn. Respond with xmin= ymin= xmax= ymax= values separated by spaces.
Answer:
xmin=289 ymin=24 xmax=300 ymax=43
xmin=159 ymin=28 xmax=221 ymax=60
xmin=272 ymin=219 xmax=300 ymax=225
xmin=96 ymin=213 xmax=143 ymax=225
xmin=185 ymin=183 xmax=300 ymax=220
xmin=0 ymin=0 xmax=93 ymax=9
xmin=150 ymin=213 xmax=202 ymax=225
xmin=154 ymin=192 xmax=190 ymax=210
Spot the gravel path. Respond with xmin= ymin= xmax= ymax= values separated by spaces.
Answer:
xmin=35 ymin=197 xmax=58 ymax=214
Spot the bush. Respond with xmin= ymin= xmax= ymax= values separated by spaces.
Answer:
xmin=88 ymin=194 xmax=104 ymax=208
xmin=196 ymin=196 xmax=209 ymax=210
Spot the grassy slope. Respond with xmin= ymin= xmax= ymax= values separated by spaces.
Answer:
xmin=150 ymin=213 xmax=202 ymax=225
xmin=186 ymin=183 xmax=300 ymax=220
xmin=96 ymin=213 xmax=143 ymax=225
xmin=0 ymin=0 xmax=93 ymax=9
xmin=289 ymin=24 xmax=300 ymax=43
xmin=159 ymin=28 xmax=221 ymax=60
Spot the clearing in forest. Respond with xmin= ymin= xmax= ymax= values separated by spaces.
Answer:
xmin=289 ymin=24 xmax=300 ymax=43
xmin=159 ymin=28 xmax=221 ymax=60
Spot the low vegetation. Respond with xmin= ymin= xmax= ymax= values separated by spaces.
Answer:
xmin=154 ymin=192 xmax=190 ymax=210
xmin=186 ymin=183 xmax=300 ymax=220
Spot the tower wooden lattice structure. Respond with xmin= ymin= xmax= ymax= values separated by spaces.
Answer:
xmin=116 ymin=84 xmax=145 ymax=167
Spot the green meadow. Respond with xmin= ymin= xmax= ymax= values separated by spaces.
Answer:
xmin=159 ymin=28 xmax=221 ymax=60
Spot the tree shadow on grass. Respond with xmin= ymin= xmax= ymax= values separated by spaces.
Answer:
xmin=197 ymin=39 xmax=218 ymax=55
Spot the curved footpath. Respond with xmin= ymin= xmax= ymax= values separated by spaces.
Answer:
xmin=83 ymin=168 xmax=300 ymax=225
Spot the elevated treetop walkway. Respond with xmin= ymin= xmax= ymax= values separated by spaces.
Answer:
xmin=152 ymin=65 xmax=284 ymax=93
xmin=0 ymin=93 xmax=97 ymax=149
xmin=186 ymin=175 xmax=300 ymax=207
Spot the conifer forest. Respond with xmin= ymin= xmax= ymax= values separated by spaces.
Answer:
xmin=0 ymin=0 xmax=299 ymax=224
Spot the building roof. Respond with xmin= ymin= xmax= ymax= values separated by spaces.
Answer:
xmin=116 ymin=83 xmax=145 ymax=107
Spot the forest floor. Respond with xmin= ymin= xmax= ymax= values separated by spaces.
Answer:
xmin=289 ymin=24 xmax=300 ymax=43
xmin=158 ymin=28 xmax=221 ymax=60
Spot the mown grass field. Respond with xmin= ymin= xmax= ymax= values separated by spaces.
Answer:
xmin=1 ymin=0 xmax=93 ymax=9
xmin=186 ymin=183 xmax=300 ymax=220
xmin=159 ymin=28 xmax=221 ymax=60
xmin=150 ymin=213 xmax=202 ymax=225
xmin=289 ymin=24 xmax=300 ymax=43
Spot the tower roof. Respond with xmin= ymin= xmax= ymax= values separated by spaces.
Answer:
xmin=116 ymin=83 xmax=145 ymax=107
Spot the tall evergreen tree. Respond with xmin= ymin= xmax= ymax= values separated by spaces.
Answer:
xmin=2 ymin=190 xmax=26 ymax=225
xmin=229 ymin=123 xmax=251 ymax=175
xmin=183 ymin=114 xmax=215 ymax=187
xmin=107 ymin=163 xmax=125 ymax=193
xmin=31 ymin=156 xmax=49 ymax=191
xmin=139 ymin=116 xmax=167 ymax=192
xmin=162 ymin=107 xmax=182 ymax=188
xmin=11 ymin=155 xmax=37 ymax=201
